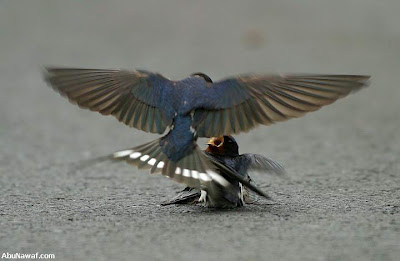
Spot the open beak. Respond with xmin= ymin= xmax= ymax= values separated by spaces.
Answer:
xmin=206 ymin=136 xmax=224 ymax=147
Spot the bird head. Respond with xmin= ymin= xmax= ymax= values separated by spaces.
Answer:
xmin=205 ymin=136 xmax=239 ymax=156
xmin=191 ymin=72 xmax=213 ymax=83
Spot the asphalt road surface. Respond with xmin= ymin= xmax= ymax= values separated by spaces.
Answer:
xmin=1 ymin=1 xmax=399 ymax=260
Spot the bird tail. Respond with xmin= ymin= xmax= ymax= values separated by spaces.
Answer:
xmin=112 ymin=138 xmax=231 ymax=189
xmin=63 ymin=138 xmax=271 ymax=200
xmin=160 ymin=187 xmax=201 ymax=206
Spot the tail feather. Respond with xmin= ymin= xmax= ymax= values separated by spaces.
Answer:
xmin=69 ymin=139 xmax=271 ymax=200
xmin=161 ymin=187 xmax=201 ymax=206
xmin=112 ymin=138 xmax=230 ymax=189
xmin=136 ymin=142 xmax=162 ymax=170
xmin=150 ymin=152 xmax=166 ymax=174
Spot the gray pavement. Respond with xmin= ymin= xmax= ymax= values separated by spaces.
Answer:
xmin=0 ymin=1 xmax=399 ymax=260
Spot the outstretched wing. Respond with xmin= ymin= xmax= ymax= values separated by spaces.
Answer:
xmin=194 ymin=74 xmax=370 ymax=137
xmin=44 ymin=67 xmax=173 ymax=134
xmin=238 ymin=153 xmax=286 ymax=176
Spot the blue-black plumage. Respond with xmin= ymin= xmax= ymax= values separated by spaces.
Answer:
xmin=162 ymin=136 xmax=285 ymax=208
xmin=44 ymin=67 xmax=369 ymax=198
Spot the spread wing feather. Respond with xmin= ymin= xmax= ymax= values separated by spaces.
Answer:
xmin=44 ymin=67 xmax=172 ymax=134
xmin=195 ymin=74 xmax=370 ymax=137
xmin=238 ymin=154 xmax=286 ymax=176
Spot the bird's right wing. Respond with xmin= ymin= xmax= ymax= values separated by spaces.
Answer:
xmin=194 ymin=74 xmax=370 ymax=137
xmin=207 ymin=155 xmax=272 ymax=199
xmin=44 ymin=67 xmax=173 ymax=134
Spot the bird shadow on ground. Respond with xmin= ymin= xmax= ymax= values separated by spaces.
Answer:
xmin=157 ymin=200 xmax=295 ymax=220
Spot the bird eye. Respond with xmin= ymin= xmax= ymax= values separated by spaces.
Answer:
xmin=214 ymin=140 xmax=221 ymax=146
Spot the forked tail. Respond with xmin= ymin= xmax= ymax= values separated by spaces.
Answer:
xmin=112 ymin=138 xmax=230 ymax=189
xmin=67 ymin=138 xmax=271 ymax=199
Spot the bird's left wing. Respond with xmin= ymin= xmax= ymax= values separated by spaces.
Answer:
xmin=44 ymin=67 xmax=173 ymax=134
xmin=238 ymin=153 xmax=286 ymax=176
xmin=193 ymin=74 xmax=370 ymax=137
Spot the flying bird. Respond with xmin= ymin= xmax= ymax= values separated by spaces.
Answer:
xmin=44 ymin=68 xmax=369 ymax=195
xmin=162 ymin=135 xmax=285 ymax=208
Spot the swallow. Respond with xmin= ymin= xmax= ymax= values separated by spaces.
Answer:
xmin=162 ymin=135 xmax=285 ymax=208
xmin=44 ymin=68 xmax=369 ymax=198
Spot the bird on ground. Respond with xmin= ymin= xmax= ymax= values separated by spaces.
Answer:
xmin=44 ymin=68 xmax=369 ymax=199
xmin=162 ymin=135 xmax=285 ymax=208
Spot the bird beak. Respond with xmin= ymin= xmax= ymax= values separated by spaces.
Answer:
xmin=206 ymin=136 xmax=224 ymax=147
